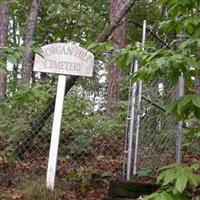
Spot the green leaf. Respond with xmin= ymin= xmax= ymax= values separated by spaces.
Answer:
xmin=177 ymin=96 xmax=192 ymax=116
xmin=87 ymin=42 xmax=99 ymax=49
xmin=162 ymin=170 xmax=176 ymax=186
xmin=180 ymin=38 xmax=195 ymax=49
xmin=187 ymin=24 xmax=194 ymax=34
xmin=165 ymin=103 xmax=177 ymax=115
xmin=189 ymin=174 xmax=200 ymax=187
xmin=67 ymin=170 xmax=78 ymax=179
xmin=175 ymin=176 xmax=188 ymax=193
xmin=80 ymin=184 xmax=86 ymax=193
xmin=160 ymin=192 xmax=175 ymax=200
xmin=194 ymin=108 xmax=200 ymax=119
xmin=192 ymin=96 xmax=200 ymax=108
xmin=190 ymin=163 xmax=200 ymax=171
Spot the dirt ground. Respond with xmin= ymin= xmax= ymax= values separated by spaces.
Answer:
xmin=0 ymin=159 xmax=109 ymax=200
xmin=1 ymin=132 xmax=200 ymax=200
xmin=0 ymin=187 xmax=107 ymax=200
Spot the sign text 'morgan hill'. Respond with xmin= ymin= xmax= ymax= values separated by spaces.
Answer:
xmin=34 ymin=43 xmax=94 ymax=77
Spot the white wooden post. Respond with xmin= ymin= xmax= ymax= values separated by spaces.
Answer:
xmin=46 ymin=75 xmax=67 ymax=190
xmin=33 ymin=43 xmax=94 ymax=190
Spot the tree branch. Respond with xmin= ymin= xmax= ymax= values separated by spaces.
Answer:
xmin=129 ymin=20 xmax=168 ymax=47
xmin=97 ymin=0 xmax=137 ymax=43
xmin=142 ymin=95 xmax=166 ymax=112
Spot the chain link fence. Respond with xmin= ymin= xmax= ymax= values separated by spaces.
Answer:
xmin=0 ymin=53 xmax=198 ymax=188
xmin=135 ymin=79 xmax=177 ymax=176
xmin=0 ymin=74 xmax=185 ymax=184
xmin=122 ymin=77 xmax=178 ymax=180
xmin=1 ymin=72 xmax=199 ymax=188
xmin=0 ymin=77 xmax=125 ymax=182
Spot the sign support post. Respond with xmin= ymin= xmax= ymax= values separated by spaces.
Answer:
xmin=33 ymin=43 xmax=94 ymax=190
xmin=46 ymin=75 xmax=67 ymax=190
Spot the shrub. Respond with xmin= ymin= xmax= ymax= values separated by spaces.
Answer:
xmin=141 ymin=163 xmax=200 ymax=200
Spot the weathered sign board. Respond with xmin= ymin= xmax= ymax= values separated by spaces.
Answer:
xmin=34 ymin=43 xmax=94 ymax=77
xmin=33 ymin=43 xmax=94 ymax=190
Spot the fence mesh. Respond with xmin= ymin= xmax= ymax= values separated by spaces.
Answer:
xmin=0 ymin=77 xmax=183 ymax=181
xmin=122 ymin=78 xmax=178 ymax=179
xmin=136 ymin=79 xmax=177 ymax=176
xmin=0 ymin=69 xmax=199 ymax=186
xmin=0 ymin=82 xmax=125 ymax=179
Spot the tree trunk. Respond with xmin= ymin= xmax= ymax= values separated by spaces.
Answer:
xmin=107 ymin=0 xmax=128 ymax=116
xmin=21 ymin=0 xmax=42 ymax=84
xmin=97 ymin=0 xmax=136 ymax=42
xmin=0 ymin=0 xmax=9 ymax=100
xmin=11 ymin=15 xmax=19 ymax=93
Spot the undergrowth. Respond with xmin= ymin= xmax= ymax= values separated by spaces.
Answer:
xmin=23 ymin=179 xmax=59 ymax=200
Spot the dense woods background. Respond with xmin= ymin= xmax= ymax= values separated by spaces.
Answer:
xmin=0 ymin=0 xmax=200 ymax=199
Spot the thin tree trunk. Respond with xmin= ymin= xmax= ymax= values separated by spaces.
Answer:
xmin=21 ymin=0 xmax=42 ymax=84
xmin=13 ymin=16 xmax=18 ymax=77
xmin=14 ymin=0 xmax=136 ymax=157
xmin=107 ymin=0 xmax=128 ymax=116
xmin=11 ymin=15 xmax=19 ymax=93
xmin=0 ymin=0 xmax=9 ymax=100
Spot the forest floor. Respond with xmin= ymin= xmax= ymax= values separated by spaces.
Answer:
xmin=0 ymin=134 xmax=200 ymax=200
xmin=0 ymin=157 xmax=109 ymax=200
xmin=1 ymin=152 xmax=200 ymax=200
xmin=0 ymin=186 xmax=107 ymax=200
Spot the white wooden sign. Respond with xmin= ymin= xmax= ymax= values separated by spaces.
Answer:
xmin=34 ymin=43 xmax=94 ymax=77
xmin=33 ymin=43 xmax=94 ymax=190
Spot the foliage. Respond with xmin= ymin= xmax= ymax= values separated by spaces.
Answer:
xmin=0 ymin=83 xmax=53 ymax=140
xmin=67 ymin=168 xmax=112 ymax=193
xmin=60 ymin=92 xmax=125 ymax=157
xmin=0 ymin=83 xmax=125 ymax=158
xmin=23 ymin=179 xmax=58 ymax=200
xmin=1 ymin=0 xmax=200 ymax=195
xmin=141 ymin=163 xmax=200 ymax=200
xmin=112 ymin=0 xmax=200 ymax=82
xmin=166 ymin=95 xmax=200 ymax=121
xmin=107 ymin=0 xmax=200 ymax=151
